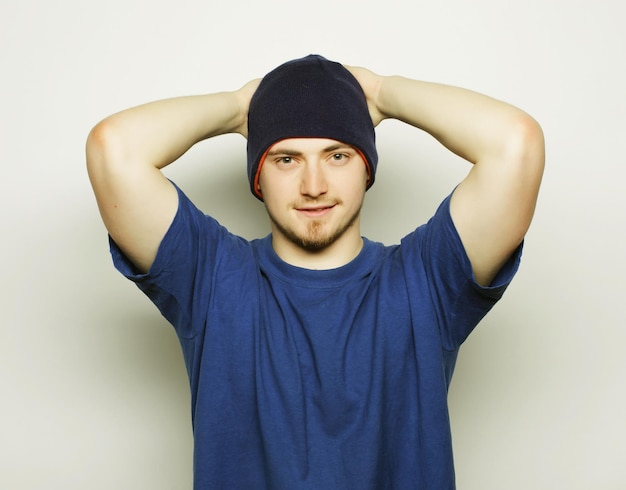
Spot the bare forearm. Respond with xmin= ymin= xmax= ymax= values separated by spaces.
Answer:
xmin=376 ymin=75 xmax=538 ymax=165
xmin=87 ymin=90 xmax=246 ymax=171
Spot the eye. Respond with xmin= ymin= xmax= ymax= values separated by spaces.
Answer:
xmin=275 ymin=156 xmax=294 ymax=165
xmin=331 ymin=153 xmax=348 ymax=162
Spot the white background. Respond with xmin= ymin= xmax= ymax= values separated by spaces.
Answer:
xmin=1 ymin=0 xmax=624 ymax=488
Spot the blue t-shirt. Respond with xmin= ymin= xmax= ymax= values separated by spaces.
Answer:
xmin=111 ymin=184 xmax=521 ymax=489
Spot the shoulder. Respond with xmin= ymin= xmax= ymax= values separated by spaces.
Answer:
xmin=400 ymin=193 xmax=459 ymax=257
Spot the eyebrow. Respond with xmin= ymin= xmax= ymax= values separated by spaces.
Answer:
xmin=267 ymin=144 xmax=353 ymax=157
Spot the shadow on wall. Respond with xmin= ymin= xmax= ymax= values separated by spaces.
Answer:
xmin=168 ymin=152 xmax=271 ymax=241
xmin=2 ymin=200 xmax=193 ymax=486
xmin=4 ymin=201 xmax=191 ymax=403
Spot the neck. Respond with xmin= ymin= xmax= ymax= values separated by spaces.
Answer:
xmin=270 ymin=227 xmax=364 ymax=270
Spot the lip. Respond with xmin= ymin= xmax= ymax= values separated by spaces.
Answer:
xmin=295 ymin=204 xmax=336 ymax=218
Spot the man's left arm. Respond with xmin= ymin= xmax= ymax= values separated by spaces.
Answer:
xmin=348 ymin=67 xmax=545 ymax=286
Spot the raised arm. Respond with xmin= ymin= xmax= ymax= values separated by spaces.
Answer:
xmin=86 ymin=80 xmax=259 ymax=273
xmin=348 ymin=67 xmax=545 ymax=286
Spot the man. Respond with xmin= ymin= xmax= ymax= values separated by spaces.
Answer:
xmin=86 ymin=55 xmax=544 ymax=489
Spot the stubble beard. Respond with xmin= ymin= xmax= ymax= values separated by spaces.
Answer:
xmin=266 ymin=200 xmax=364 ymax=252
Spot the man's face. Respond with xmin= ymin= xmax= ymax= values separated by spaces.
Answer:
xmin=258 ymin=137 xmax=368 ymax=253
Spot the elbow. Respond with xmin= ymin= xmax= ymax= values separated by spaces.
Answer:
xmin=522 ymin=111 xmax=544 ymax=146
xmin=86 ymin=118 xmax=118 ymax=159
xmin=505 ymin=112 xmax=546 ymax=179
xmin=85 ymin=117 xmax=126 ymax=176
xmin=507 ymin=114 xmax=546 ymax=214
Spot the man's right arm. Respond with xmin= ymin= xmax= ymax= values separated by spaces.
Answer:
xmin=86 ymin=80 xmax=259 ymax=273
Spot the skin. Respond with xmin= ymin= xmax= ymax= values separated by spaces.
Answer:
xmin=347 ymin=66 xmax=545 ymax=285
xmin=86 ymin=82 xmax=259 ymax=273
xmin=258 ymin=138 xmax=368 ymax=269
xmin=86 ymin=64 xmax=545 ymax=286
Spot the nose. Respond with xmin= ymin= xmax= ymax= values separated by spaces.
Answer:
xmin=300 ymin=160 xmax=328 ymax=198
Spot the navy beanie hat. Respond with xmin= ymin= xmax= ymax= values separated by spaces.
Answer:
xmin=247 ymin=54 xmax=377 ymax=200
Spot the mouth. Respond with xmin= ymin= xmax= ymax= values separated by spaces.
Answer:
xmin=295 ymin=204 xmax=336 ymax=218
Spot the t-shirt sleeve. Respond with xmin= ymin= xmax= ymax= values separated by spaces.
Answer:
xmin=109 ymin=183 xmax=246 ymax=339
xmin=401 ymin=193 xmax=523 ymax=351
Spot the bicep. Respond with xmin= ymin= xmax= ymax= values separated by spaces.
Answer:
xmin=86 ymin=122 xmax=179 ymax=274
xmin=449 ymin=115 xmax=545 ymax=286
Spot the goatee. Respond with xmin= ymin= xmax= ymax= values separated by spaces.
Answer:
xmin=266 ymin=202 xmax=362 ymax=252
